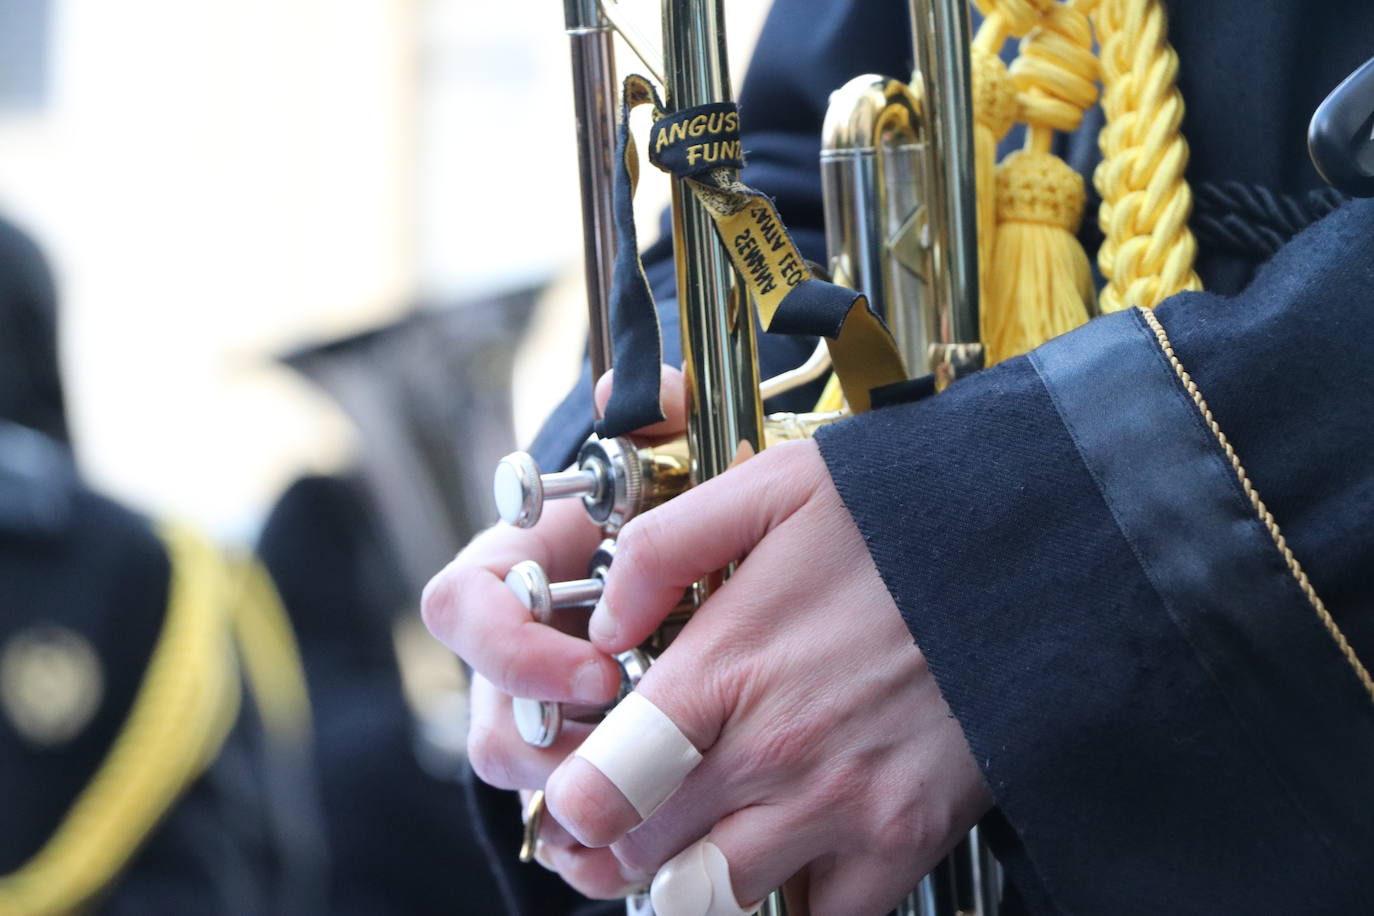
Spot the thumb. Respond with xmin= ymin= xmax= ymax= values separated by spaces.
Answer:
xmin=595 ymin=364 xmax=689 ymax=439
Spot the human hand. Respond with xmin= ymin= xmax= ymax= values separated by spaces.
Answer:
xmin=541 ymin=434 xmax=994 ymax=915
xmin=421 ymin=366 xmax=688 ymax=898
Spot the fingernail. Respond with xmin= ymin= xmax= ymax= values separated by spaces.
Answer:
xmin=589 ymin=599 xmax=619 ymax=645
xmin=620 ymin=861 xmax=652 ymax=885
xmin=572 ymin=660 xmax=609 ymax=704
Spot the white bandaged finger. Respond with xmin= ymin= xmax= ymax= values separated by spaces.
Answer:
xmin=650 ymin=839 xmax=758 ymax=916
xmin=574 ymin=691 xmax=702 ymax=819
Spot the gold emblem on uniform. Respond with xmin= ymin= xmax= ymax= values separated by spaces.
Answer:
xmin=1 ymin=625 xmax=103 ymax=747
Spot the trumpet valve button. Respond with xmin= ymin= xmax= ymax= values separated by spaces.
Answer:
xmin=495 ymin=452 xmax=604 ymax=528
xmin=505 ymin=560 xmax=555 ymax=622
xmin=494 ymin=452 xmax=544 ymax=528
xmin=514 ymin=698 xmax=562 ymax=748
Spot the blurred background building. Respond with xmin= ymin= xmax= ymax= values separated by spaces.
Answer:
xmin=0 ymin=0 xmax=769 ymax=541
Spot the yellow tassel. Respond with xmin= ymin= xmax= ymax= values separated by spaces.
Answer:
xmin=985 ymin=149 xmax=1094 ymax=363
xmin=970 ymin=47 xmax=1018 ymax=336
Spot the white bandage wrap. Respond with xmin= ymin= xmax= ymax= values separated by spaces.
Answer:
xmin=573 ymin=691 xmax=702 ymax=819
xmin=650 ymin=840 xmax=758 ymax=916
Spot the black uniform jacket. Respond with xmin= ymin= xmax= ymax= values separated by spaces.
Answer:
xmin=508 ymin=1 xmax=1374 ymax=913
xmin=0 ymin=423 xmax=329 ymax=914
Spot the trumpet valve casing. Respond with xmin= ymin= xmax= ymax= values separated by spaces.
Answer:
xmin=494 ymin=436 xmax=692 ymax=532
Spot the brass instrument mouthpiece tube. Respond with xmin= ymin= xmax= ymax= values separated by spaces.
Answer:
xmin=564 ymin=0 xmax=620 ymax=381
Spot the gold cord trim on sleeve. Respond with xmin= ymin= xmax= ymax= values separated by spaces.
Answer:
xmin=1139 ymin=307 xmax=1374 ymax=705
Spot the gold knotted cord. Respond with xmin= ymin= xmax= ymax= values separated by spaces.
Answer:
xmin=816 ymin=0 xmax=1203 ymax=401
xmin=977 ymin=0 xmax=1099 ymax=364
xmin=976 ymin=1 xmax=1368 ymax=699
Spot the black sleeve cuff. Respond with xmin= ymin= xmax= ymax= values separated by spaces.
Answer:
xmin=815 ymin=287 xmax=1374 ymax=911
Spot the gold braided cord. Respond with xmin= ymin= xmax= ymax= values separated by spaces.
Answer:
xmin=1091 ymin=0 xmax=1201 ymax=311
xmin=969 ymin=1 xmax=1032 ymax=342
xmin=973 ymin=0 xmax=1049 ymax=39
xmin=1140 ymin=309 xmax=1374 ymax=705
xmin=1010 ymin=0 xmax=1100 ymax=145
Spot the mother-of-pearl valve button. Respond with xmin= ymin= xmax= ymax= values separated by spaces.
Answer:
xmin=505 ymin=560 xmax=604 ymax=625
xmin=514 ymin=696 xmax=564 ymax=748
xmin=650 ymin=840 xmax=758 ymax=916
xmin=494 ymin=451 xmax=604 ymax=529
xmin=495 ymin=435 xmax=658 ymax=532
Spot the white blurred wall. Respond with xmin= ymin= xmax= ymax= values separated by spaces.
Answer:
xmin=0 ymin=0 xmax=772 ymax=539
xmin=0 ymin=0 xmax=416 ymax=539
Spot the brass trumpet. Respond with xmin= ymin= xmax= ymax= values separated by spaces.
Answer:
xmin=492 ymin=0 xmax=996 ymax=914
xmin=497 ymin=2 xmax=805 ymax=913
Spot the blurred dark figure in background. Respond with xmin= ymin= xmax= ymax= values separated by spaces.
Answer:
xmin=0 ymin=217 xmax=65 ymax=445
xmin=259 ymin=297 xmax=559 ymax=915
xmin=257 ymin=474 xmax=505 ymax=915
xmin=0 ymin=213 xmax=331 ymax=913
xmin=0 ymin=210 xmax=511 ymax=912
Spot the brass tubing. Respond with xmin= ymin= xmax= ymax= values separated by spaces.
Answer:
xmin=909 ymin=0 xmax=981 ymax=353
xmin=820 ymin=75 xmax=929 ymax=371
xmin=643 ymin=2 xmax=770 ymax=914
xmin=821 ymin=112 xmax=888 ymax=304
xmin=565 ymin=0 xmax=619 ymax=381
xmin=662 ymin=0 xmax=765 ymax=487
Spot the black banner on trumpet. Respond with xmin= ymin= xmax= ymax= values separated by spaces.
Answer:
xmin=597 ymin=75 xmax=908 ymax=440
xmin=649 ymin=103 xmax=743 ymax=178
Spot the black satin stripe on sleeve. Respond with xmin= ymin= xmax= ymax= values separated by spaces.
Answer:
xmin=1156 ymin=197 xmax=1374 ymax=653
xmin=1030 ymin=307 xmax=1374 ymax=867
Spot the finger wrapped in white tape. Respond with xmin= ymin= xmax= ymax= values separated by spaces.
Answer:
xmin=650 ymin=839 xmax=758 ymax=916
xmin=574 ymin=691 xmax=702 ymax=819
